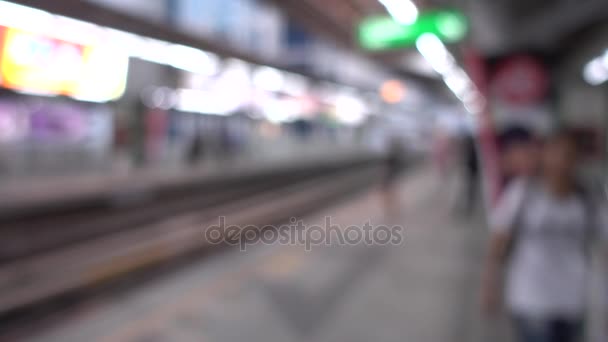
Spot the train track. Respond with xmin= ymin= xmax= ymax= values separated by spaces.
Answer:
xmin=0 ymin=170 xmax=316 ymax=263
xmin=0 ymin=156 xmax=385 ymax=314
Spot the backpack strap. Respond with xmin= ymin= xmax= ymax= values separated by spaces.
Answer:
xmin=575 ymin=184 xmax=598 ymax=256
xmin=505 ymin=179 xmax=533 ymax=260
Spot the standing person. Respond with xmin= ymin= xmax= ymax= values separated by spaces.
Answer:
xmin=480 ymin=131 xmax=607 ymax=342
xmin=187 ymin=132 xmax=204 ymax=165
xmin=462 ymin=132 xmax=480 ymax=216
xmin=382 ymin=137 xmax=408 ymax=217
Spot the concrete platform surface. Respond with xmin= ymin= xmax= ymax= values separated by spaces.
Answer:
xmin=7 ymin=167 xmax=508 ymax=342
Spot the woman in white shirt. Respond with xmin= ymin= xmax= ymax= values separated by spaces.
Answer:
xmin=481 ymin=130 xmax=606 ymax=342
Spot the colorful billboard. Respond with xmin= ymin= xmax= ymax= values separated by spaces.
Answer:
xmin=0 ymin=26 xmax=128 ymax=102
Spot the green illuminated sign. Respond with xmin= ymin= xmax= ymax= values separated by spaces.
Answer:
xmin=359 ymin=10 xmax=468 ymax=50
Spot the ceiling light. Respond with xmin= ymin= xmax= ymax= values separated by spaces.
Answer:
xmin=583 ymin=59 xmax=608 ymax=86
xmin=379 ymin=0 xmax=419 ymax=25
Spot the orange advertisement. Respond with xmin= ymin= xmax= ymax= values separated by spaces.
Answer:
xmin=0 ymin=26 xmax=127 ymax=102
xmin=1 ymin=27 xmax=85 ymax=95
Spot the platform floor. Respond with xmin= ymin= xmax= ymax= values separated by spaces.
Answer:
xmin=8 ymin=167 xmax=515 ymax=342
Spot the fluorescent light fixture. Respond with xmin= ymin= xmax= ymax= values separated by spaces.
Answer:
xmin=283 ymin=73 xmax=308 ymax=96
xmin=252 ymin=66 xmax=285 ymax=93
xmin=175 ymin=88 xmax=240 ymax=116
xmin=582 ymin=48 xmax=608 ymax=86
xmin=335 ymin=95 xmax=368 ymax=125
xmin=0 ymin=1 xmax=53 ymax=33
xmin=443 ymin=69 xmax=472 ymax=99
xmin=379 ymin=0 xmax=419 ymax=25
xmin=583 ymin=58 xmax=608 ymax=86
xmin=167 ymin=44 xmax=219 ymax=76
xmin=263 ymin=98 xmax=299 ymax=123
xmin=415 ymin=33 xmax=483 ymax=113
xmin=53 ymin=16 xmax=102 ymax=45
xmin=415 ymin=33 xmax=454 ymax=74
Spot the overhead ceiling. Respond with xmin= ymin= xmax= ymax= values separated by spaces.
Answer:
xmin=11 ymin=0 xmax=608 ymax=81
xmin=270 ymin=0 xmax=608 ymax=68
xmin=469 ymin=0 xmax=608 ymax=58
xmin=7 ymin=0 xmax=383 ymax=89
xmin=263 ymin=0 xmax=444 ymax=81
xmin=264 ymin=0 xmax=386 ymax=46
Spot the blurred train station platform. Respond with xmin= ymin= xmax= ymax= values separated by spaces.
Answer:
xmin=0 ymin=0 xmax=608 ymax=342
xmin=4 ymin=166 xmax=501 ymax=342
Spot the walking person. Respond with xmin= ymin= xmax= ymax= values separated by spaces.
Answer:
xmin=461 ymin=132 xmax=480 ymax=216
xmin=382 ymin=138 xmax=408 ymax=217
xmin=481 ymin=130 xmax=608 ymax=342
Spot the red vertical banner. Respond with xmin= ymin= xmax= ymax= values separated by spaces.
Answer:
xmin=463 ymin=47 xmax=502 ymax=206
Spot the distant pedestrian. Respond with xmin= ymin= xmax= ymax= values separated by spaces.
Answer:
xmin=187 ymin=133 xmax=204 ymax=165
xmin=461 ymin=132 xmax=480 ymax=216
xmin=382 ymin=138 xmax=408 ymax=217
